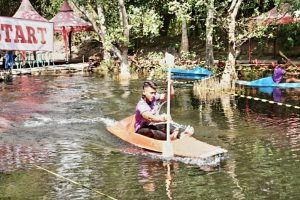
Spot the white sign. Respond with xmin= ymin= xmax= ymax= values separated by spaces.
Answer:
xmin=0 ymin=16 xmax=53 ymax=51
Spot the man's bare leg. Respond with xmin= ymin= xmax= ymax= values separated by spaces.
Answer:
xmin=179 ymin=125 xmax=194 ymax=138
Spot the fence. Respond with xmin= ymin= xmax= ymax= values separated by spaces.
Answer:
xmin=14 ymin=52 xmax=55 ymax=69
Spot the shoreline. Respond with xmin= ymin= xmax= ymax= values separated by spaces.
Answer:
xmin=0 ymin=63 xmax=89 ymax=81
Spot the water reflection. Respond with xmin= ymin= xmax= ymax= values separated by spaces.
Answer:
xmin=0 ymin=143 xmax=48 ymax=172
xmin=258 ymin=87 xmax=283 ymax=102
xmin=53 ymin=140 xmax=91 ymax=200
xmin=0 ymin=76 xmax=48 ymax=132
xmin=224 ymin=160 xmax=245 ymax=200
xmin=245 ymin=108 xmax=300 ymax=148
xmin=137 ymin=157 xmax=177 ymax=199
xmin=119 ymin=79 xmax=131 ymax=99
xmin=284 ymin=88 xmax=300 ymax=102
xmin=251 ymin=86 xmax=300 ymax=104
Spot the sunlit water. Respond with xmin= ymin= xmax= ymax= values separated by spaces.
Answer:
xmin=0 ymin=74 xmax=299 ymax=199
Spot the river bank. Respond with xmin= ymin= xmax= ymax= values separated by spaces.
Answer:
xmin=0 ymin=63 xmax=89 ymax=82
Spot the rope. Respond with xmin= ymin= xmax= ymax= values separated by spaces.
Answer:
xmin=175 ymin=78 xmax=299 ymax=109
xmin=232 ymin=93 xmax=300 ymax=109
xmin=188 ymin=70 xmax=300 ymax=109
xmin=34 ymin=165 xmax=118 ymax=200
xmin=195 ymin=86 xmax=300 ymax=110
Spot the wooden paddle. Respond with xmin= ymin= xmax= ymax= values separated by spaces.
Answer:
xmin=162 ymin=52 xmax=174 ymax=157
xmin=279 ymin=50 xmax=297 ymax=67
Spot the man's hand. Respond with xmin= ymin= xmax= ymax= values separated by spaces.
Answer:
xmin=142 ymin=112 xmax=171 ymax=123
xmin=160 ymin=113 xmax=172 ymax=122
xmin=165 ymin=79 xmax=174 ymax=84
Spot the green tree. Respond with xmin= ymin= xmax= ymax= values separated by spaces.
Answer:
xmin=70 ymin=0 xmax=163 ymax=77
xmin=168 ymin=0 xmax=192 ymax=53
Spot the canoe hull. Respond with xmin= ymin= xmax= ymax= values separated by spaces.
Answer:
xmin=170 ymin=66 xmax=213 ymax=76
xmin=171 ymin=74 xmax=208 ymax=80
xmin=236 ymin=76 xmax=300 ymax=88
xmin=106 ymin=115 xmax=227 ymax=159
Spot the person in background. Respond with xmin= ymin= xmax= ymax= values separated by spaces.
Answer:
xmin=135 ymin=80 xmax=194 ymax=140
xmin=273 ymin=58 xmax=300 ymax=83
xmin=4 ymin=51 xmax=15 ymax=71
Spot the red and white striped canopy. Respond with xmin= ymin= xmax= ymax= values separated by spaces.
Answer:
xmin=254 ymin=3 xmax=300 ymax=25
xmin=50 ymin=0 xmax=92 ymax=32
xmin=13 ymin=0 xmax=48 ymax=22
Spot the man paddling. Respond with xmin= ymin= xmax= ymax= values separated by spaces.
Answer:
xmin=273 ymin=58 xmax=300 ymax=83
xmin=135 ymin=80 xmax=194 ymax=140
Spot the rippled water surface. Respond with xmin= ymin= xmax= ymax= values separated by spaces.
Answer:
xmin=0 ymin=74 xmax=299 ymax=199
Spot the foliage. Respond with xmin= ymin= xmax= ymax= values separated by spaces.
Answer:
xmin=145 ymin=51 xmax=164 ymax=62
xmin=279 ymin=23 xmax=300 ymax=48
xmin=0 ymin=0 xmax=20 ymax=17
xmin=37 ymin=0 xmax=63 ymax=19
xmin=6 ymin=0 xmax=300 ymax=64
xmin=128 ymin=6 xmax=162 ymax=38
xmin=168 ymin=0 xmax=192 ymax=22
xmin=180 ymin=51 xmax=196 ymax=59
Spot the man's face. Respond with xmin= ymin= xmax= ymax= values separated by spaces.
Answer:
xmin=143 ymin=86 xmax=157 ymax=102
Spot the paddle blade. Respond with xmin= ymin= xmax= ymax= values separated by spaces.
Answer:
xmin=165 ymin=52 xmax=175 ymax=67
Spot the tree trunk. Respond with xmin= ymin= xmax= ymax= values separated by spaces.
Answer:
xmin=190 ymin=8 xmax=199 ymax=36
xmin=71 ymin=2 xmax=111 ymax=61
xmin=97 ymin=6 xmax=111 ymax=61
xmin=180 ymin=19 xmax=189 ymax=53
xmin=118 ymin=0 xmax=130 ymax=77
xmin=220 ymin=0 xmax=242 ymax=90
xmin=205 ymin=0 xmax=214 ymax=68
xmin=160 ymin=13 xmax=173 ymax=36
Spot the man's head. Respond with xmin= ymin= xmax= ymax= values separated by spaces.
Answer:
xmin=143 ymin=81 xmax=157 ymax=102
xmin=277 ymin=58 xmax=286 ymax=66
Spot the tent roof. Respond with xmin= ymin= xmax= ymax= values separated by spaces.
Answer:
xmin=255 ymin=3 xmax=300 ymax=25
xmin=50 ymin=0 xmax=92 ymax=32
xmin=13 ymin=0 xmax=48 ymax=22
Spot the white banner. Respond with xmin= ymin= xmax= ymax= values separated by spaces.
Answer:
xmin=0 ymin=16 xmax=53 ymax=51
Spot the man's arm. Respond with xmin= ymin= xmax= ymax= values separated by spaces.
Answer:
xmin=141 ymin=111 xmax=167 ymax=123
xmin=160 ymin=80 xmax=175 ymax=102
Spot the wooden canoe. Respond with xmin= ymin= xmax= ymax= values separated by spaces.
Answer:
xmin=106 ymin=115 xmax=227 ymax=159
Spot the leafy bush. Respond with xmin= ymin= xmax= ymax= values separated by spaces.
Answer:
xmin=180 ymin=51 xmax=196 ymax=60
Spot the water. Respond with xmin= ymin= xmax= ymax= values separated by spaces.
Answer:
xmin=0 ymin=74 xmax=299 ymax=199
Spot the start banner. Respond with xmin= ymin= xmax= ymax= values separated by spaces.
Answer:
xmin=0 ymin=16 xmax=53 ymax=51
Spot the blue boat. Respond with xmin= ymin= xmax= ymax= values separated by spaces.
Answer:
xmin=169 ymin=66 xmax=213 ymax=80
xmin=236 ymin=76 xmax=300 ymax=88
xmin=170 ymin=66 xmax=213 ymax=76
xmin=171 ymin=74 xmax=208 ymax=80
